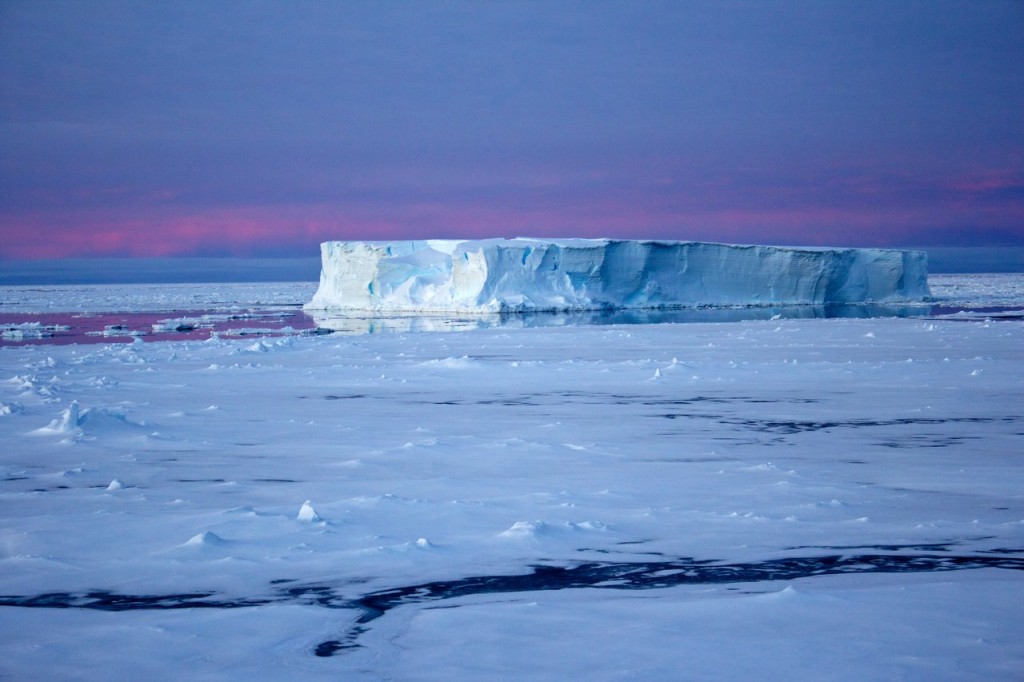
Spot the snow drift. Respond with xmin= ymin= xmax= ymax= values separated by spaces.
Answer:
xmin=305 ymin=238 xmax=930 ymax=313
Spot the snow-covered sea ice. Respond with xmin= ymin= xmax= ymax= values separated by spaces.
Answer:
xmin=0 ymin=274 xmax=1022 ymax=680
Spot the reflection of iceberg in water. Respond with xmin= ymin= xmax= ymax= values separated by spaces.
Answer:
xmin=310 ymin=303 xmax=932 ymax=335
xmin=309 ymin=312 xmax=501 ymax=335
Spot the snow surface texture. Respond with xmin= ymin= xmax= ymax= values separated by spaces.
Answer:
xmin=1 ymin=277 xmax=1022 ymax=680
xmin=306 ymin=238 xmax=930 ymax=312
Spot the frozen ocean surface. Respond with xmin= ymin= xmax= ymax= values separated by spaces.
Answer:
xmin=0 ymin=274 xmax=1022 ymax=680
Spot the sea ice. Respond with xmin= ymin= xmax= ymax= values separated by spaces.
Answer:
xmin=0 ymin=276 xmax=1021 ymax=681
xmin=306 ymin=238 xmax=930 ymax=312
xmin=2 ymin=322 xmax=71 ymax=340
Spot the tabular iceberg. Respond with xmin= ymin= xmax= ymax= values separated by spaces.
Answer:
xmin=305 ymin=238 xmax=930 ymax=313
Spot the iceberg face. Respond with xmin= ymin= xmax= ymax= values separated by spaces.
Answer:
xmin=305 ymin=238 xmax=930 ymax=313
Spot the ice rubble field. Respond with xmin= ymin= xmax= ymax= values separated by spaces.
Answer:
xmin=0 ymin=275 xmax=1022 ymax=680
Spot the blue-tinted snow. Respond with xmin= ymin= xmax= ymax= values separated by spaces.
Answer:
xmin=0 ymin=275 xmax=1021 ymax=680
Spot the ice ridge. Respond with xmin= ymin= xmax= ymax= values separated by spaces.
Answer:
xmin=305 ymin=238 xmax=930 ymax=313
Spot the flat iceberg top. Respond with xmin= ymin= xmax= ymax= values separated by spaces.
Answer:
xmin=306 ymin=238 xmax=930 ymax=313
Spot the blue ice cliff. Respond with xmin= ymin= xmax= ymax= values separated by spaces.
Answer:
xmin=305 ymin=238 xmax=930 ymax=313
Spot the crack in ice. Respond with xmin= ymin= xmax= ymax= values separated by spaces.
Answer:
xmin=2 ymin=553 xmax=1021 ymax=657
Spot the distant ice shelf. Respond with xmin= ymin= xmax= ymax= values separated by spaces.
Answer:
xmin=305 ymin=238 xmax=931 ymax=313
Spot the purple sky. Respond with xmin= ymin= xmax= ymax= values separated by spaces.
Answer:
xmin=1 ymin=0 xmax=1022 ymax=260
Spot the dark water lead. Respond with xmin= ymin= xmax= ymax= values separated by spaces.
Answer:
xmin=1 ymin=553 xmax=1021 ymax=656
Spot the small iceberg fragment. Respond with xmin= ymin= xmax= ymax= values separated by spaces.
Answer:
xmin=567 ymin=520 xmax=608 ymax=532
xmin=2 ymin=322 xmax=71 ymax=340
xmin=86 ymin=324 xmax=147 ymax=338
xmin=185 ymin=531 xmax=226 ymax=547
xmin=297 ymin=500 xmax=322 ymax=522
xmin=152 ymin=317 xmax=211 ymax=333
xmin=32 ymin=400 xmax=81 ymax=435
xmin=106 ymin=478 xmax=125 ymax=491
xmin=32 ymin=402 xmax=144 ymax=437
xmin=499 ymin=520 xmax=551 ymax=539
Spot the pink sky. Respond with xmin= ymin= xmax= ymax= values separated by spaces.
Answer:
xmin=2 ymin=2 xmax=1022 ymax=260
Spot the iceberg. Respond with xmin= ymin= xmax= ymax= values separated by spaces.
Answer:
xmin=305 ymin=238 xmax=930 ymax=313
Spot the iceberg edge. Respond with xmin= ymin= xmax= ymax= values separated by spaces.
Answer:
xmin=305 ymin=238 xmax=931 ymax=313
